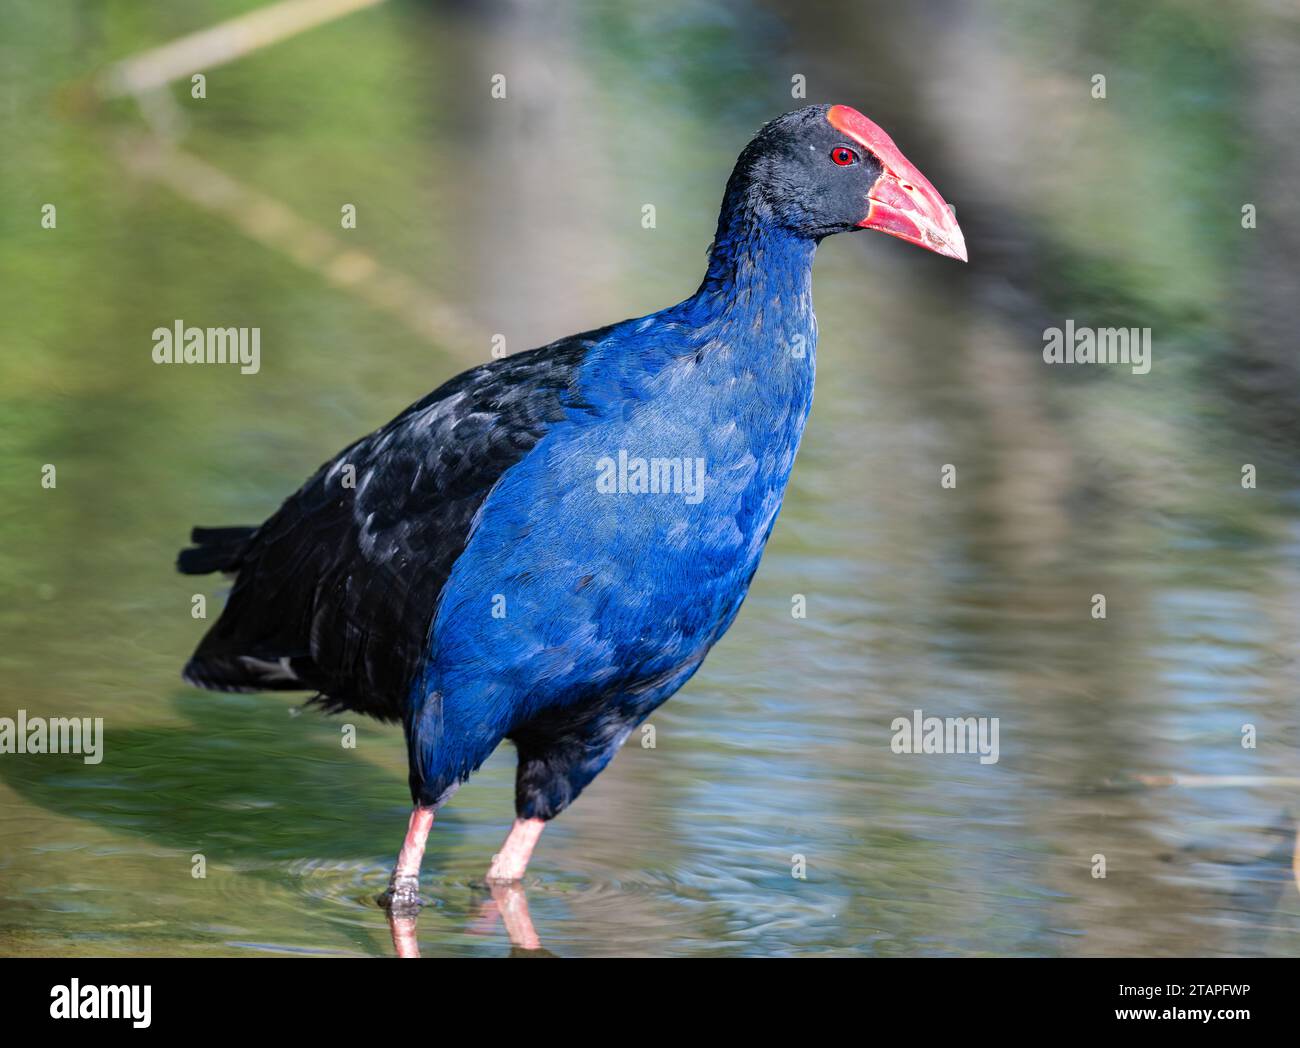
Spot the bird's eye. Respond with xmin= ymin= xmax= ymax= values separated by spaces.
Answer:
xmin=831 ymin=147 xmax=858 ymax=166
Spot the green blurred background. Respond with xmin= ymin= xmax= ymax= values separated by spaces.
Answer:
xmin=0 ymin=0 xmax=1297 ymax=956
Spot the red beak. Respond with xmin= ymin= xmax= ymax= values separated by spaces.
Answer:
xmin=827 ymin=105 xmax=967 ymax=262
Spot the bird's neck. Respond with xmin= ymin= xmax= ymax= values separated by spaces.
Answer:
xmin=694 ymin=194 xmax=817 ymax=310
xmin=643 ymin=194 xmax=819 ymax=452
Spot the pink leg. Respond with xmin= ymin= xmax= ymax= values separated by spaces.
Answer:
xmin=379 ymin=806 xmax=434 ymax=914
xmin=487 ymin=817 xmax=546 ymax=882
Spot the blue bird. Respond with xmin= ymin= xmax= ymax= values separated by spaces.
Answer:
xmin=178 ymin=104 xmax=966 ymax=912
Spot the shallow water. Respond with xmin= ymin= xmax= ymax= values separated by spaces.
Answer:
xmin=1 ymin=1 xmax=1298 ymax=956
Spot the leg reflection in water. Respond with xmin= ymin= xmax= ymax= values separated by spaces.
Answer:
xmin=476 ymin=882 xmax=543 ymax=953
xmin=385 ymin=882 xmax=549 ymax=957
xmin=388 ymin=910 xmax=421 ymax=958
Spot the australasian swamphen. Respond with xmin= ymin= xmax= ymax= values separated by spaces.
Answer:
xmin=178 ymin=104 xmax=966 ymax=911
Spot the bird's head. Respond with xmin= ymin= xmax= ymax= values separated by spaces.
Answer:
xmin=729 ymin=104 xmax=967 ymax=262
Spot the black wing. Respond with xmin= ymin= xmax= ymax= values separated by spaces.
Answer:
xmin=179 ymin=331 xmax=604 ymax=722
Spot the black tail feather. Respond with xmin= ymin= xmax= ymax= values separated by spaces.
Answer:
xmin=177 ymin=525 xmax=256 ymax=575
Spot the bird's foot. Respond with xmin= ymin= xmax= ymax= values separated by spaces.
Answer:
xmin=377 ymin=873 xmax=422 ymax=916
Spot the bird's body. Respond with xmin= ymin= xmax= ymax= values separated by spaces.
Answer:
xmin=179 ymin=104 xmax=964 ymax=908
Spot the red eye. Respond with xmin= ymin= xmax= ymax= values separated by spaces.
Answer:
xmin=831 ymin=147 xmax=858 ymax=166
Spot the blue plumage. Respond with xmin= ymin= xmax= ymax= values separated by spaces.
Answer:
xmin=411 ymin=226 xmax=818 ymax=812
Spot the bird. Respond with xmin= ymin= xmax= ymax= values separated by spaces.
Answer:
xmin=177 ymin=104 xmax=966 ymax=913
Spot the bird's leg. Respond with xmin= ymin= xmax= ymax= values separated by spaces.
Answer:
xmin=486 ymin=817 xmax=546 ymax=882
xmin=378 ymin=806 xmax=434 ymax=914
